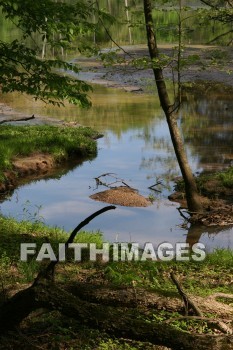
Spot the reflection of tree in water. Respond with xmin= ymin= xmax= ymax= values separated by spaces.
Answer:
xmin=186 ymin=222 xmax=232 ymax=248
xmin=180 ymin=85 xmax=233 ymax=171
xmin=137 ymin=123 xmax=180 ymax=185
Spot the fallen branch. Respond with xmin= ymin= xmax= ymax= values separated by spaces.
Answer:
xmin=0 ymin=115 xmax=35 ymax=124
xmin=35 ymin=205 xmax=116 ymax=280
xmin=148 ymin=181 xmax=163 ymax=192
xmin=177 ymin=207 xmax=190 ymax=221
xmin=170 ymin=272 xmax=203 ymax=316
xmin=94 ymin=173 xmax=132 ymax=190
xmin=1 ymin=280 xmax=233 ymax=349
xmin=170 ymin=273 xmax=232 ymax=335
xmin=0 ymin=206 xmax=116 ymax=330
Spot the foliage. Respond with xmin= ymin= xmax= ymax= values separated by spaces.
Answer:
xmin=217 ymin=166 xmax=233 ymax=188
xmin=0 ymin=40 xmax=92 ymax=106
xmin=0 ymin=0 xmax=100 ymax=106
xmin=199 ymin=0 xmax=233 ymax=44
xmin=0 ymin=125 xmax=98 ymax=177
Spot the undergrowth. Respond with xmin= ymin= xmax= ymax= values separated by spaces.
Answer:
xmin=175 ymin=166 xmax=233 ymax=194
xmin=0 ymin=215 xmax=232 ymax=349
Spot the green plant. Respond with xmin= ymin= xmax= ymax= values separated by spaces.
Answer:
xmin=0 ymin=251 xmax=11 ymax=276
xmin=17 ymin=260 xmax=40 ymax=282
xmin=97 ymin=339 xmax=138 ymax=350
xmin=148 ymin=193 xmax=156 ymax=203
xmin=21 ymin=200 xmax=44 ymax=224
xmin=217 ymin=166 xmax=233 ymax=188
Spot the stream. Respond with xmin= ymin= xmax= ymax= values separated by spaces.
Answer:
xmin=0 ymin=83 xmax=232 ymax=252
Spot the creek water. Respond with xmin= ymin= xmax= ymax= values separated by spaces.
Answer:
xmin=0 ymin=83 xmax=232 ymax=252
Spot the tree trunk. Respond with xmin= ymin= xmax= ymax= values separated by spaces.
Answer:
xmin=143 ymin=0 xmax=203 ymax=213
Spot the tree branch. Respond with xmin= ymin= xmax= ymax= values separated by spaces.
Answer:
xmin=170 ymin=272 xmax=203 ymax=317
xmin=207 ymin=29 xmax=233 ymax=44
xmin=34 ymin=205 xmax=116 ymax=281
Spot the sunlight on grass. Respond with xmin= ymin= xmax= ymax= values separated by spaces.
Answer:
xmin=0 ymin=125 xmax=98 ymax=177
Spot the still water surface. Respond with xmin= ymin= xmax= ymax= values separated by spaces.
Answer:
xmin=0 ymin=84 xmax=233 ymax=251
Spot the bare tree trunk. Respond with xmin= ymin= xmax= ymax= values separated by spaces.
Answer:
xmin=41 ymin=17 xmax=48 ymax=59
xmin=143 ymin=0 xmax=203 ymax=213
xmin=125 ymin=0 xmax=133 ymax=44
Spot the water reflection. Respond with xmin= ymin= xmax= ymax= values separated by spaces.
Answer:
xmin=186 ymin=224 xmax=232 ymax=252
xmin=181 ymin=85 xmax=233 ymax=170
xmin=0 ymin=84 xmax=232 ymax=250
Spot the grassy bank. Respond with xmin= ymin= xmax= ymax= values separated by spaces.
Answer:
xmin=1 ymin=214 xmax=232 ymax=294
xmin=175 ymin=166 xmax=233 ymax=196
xmin=0 ymin=215 xmax=232 ymax=349
xmin=0 ymin=125 xmax=99 ymax=182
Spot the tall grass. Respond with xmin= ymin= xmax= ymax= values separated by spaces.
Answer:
xmin=217 ymin=167 xmax=233 ymax=188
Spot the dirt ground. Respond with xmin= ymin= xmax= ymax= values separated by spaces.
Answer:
xmin=90 ymin=186 xmax=151 ymax=207
xmin=0 ymin=153 xmax=61 ymax=194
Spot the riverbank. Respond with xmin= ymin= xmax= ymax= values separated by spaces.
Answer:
xmin=168 ymin=168 xmax=233 ymax=226
xmin=76 ymin=44 xmax=233 ymax=91
xmin=0 ymin=125 xmax=99 ymax=194
xmin=0 ymin=215 xmax=232 ymax=349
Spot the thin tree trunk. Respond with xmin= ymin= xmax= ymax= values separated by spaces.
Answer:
xmin=41 ymin=17 xmax=48 ymax=59
xmin=125 ymin=0 xmax=132 ymax=44
xmin=143 ymin=0 xmax=203 ymax=213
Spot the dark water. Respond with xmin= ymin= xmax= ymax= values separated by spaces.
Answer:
xmin=0 ymin=84 xmax=232 ymax=252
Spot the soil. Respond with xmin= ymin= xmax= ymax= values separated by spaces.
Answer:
xmin=90 ymin=186 xmax=151 ymax=207
xmin=0 ymin=152 xmax=84 ymax=194
xmin=0 ymin=154 xmax=55 ymax=193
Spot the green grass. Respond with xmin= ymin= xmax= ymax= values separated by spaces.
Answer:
xmin=175 ymin=166 xmax=233 ymax=194
xmin=0 ymin=125 xmax=98 ymax=180
xmin=217 ymin=166 xmax=233 ymax=188
xmin=0 ymin=311 xmax=157 ymax=350
xmin=0 ymin=214 xmax=232 ymax=295
xmin=0 ymin=215 xmax=103 ymax=283
xmin=0 ymin=215 xmax=232 ymax=349
xmin=104 ymin=249 xmax=233 ymax=297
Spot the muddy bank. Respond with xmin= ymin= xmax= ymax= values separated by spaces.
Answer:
xmin=0 ymin=153 xmax=92 ymax=195
xmin=168 ymin=172 xmax=233 ymax=227
xmin=0 ymin=124 xmax=101 ymax=195
xmin=76 ymin=44 xmax=233 ymax=91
